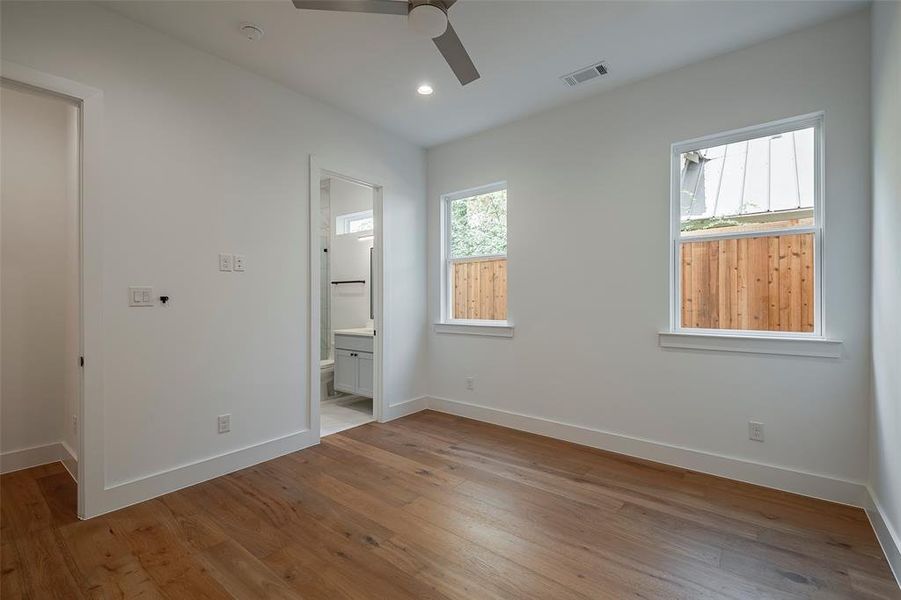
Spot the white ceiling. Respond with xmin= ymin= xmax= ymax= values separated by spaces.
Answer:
xmin=103 ymin=0 xmax=863 ymax=147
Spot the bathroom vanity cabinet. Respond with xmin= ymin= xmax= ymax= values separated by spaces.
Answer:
xmin=334 ymin=330 xmax=374 ymax=397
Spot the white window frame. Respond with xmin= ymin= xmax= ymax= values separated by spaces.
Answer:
xmin=436 ymin=181 xmax=513 ymax=337
xmin=336 ymin=209 xmax=373 ymax=235
xmin=663 ymin=112 xmax=841 ymax=357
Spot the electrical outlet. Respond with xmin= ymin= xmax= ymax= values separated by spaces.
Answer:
xmin=233 ymin=254 xmax=246 ymax=272
xmin=749 ymin=421 xmax=765 ymax=442
xmin=466 ymin=377 xmax=474 ymax=391
xmin=219 ymin=253 xmax=233 ymax=272
xmin=72 ymin=414 xmax=78 ymax=434
xmin=218 ymin=414 xmax=231 ymax=434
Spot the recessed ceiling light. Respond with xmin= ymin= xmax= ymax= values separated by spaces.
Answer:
xmin=417 ymin=83 xmax=434 ymax=96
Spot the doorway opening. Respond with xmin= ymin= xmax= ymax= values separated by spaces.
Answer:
xmin=0 ymin=79 xmax=82 ymax=516
xmin=317 ymin=172 xmax=379 ymax=436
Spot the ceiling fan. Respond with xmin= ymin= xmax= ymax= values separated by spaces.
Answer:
xmin=292 ymin=0 xmax=480 ymax=86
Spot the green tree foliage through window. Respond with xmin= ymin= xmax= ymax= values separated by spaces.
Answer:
xmin=450 ymin=189 xmax=507 ymax=258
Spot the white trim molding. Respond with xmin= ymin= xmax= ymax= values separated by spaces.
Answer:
xmin=434 ymin=321 xmax=514 ymax=337
xmin=93 ymin=428 xmax=318 ymax=518
xmin=425 ymin=396 xmax=866 ymax=506
xmin=382 ymin=396 xmax=430 ymax=422
xmin=1 ymin=442 xmax=77 ymax=475
xmin=60 ymin=441 xmax=78 ymax=482
xmin=658 ymin=331 xmax=843 ymax=358
xmin=866 ymin=487 xmax=901 ymax=589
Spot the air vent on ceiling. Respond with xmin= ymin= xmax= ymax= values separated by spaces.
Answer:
xmin=561 ymin=62 xmax=608 ymax=87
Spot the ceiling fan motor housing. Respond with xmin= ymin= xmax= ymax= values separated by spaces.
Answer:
xmin=408 ymin=0 xmax=448 ymax=39
xmin=291 ymin=0 xmax=478 ymax=86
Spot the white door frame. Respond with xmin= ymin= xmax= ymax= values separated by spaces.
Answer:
xmin=308 ymin=156 xmax=385 ymax=438
xmin=1 ymin=61 xmax=104 ymax=519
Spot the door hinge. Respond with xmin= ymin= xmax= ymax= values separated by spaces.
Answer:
xmin=79 ymin=356 xmax=84 ymax=367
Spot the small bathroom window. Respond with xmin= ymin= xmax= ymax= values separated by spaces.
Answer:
xmin=336 ymin=209 xmax=373 ymax=235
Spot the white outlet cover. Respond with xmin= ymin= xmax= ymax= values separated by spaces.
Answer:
xmin=233 ymin=254 xmax=246 ymax=271
xmin=219 ymin=253 xmax=233 ymax=272
xmin=218 ymin=414 xmax=231 ymax=433
xmin=749 ymin=421 xmax=765 ymax=442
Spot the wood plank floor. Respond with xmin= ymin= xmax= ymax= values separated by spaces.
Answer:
xmin=2 ymin=410 xmax=899 ymax=599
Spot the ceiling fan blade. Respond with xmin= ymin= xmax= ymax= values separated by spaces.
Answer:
xmin=433 ymin=22 xmax=480 ymax=85
xmin=292 ymin=0 xmax=409 ymax=16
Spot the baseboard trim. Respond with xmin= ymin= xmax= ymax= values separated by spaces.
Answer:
xmin=382 ymin=396 xmax=429 ymax=421
xmin=1 ymin=442 xmax=73 ymax=475
xmin=60 ymin=441 xmax=78 ymax=482
xmin=425 ymin=396 xmax=866 ymax=507
xmin=85 ymin=396 xmax=427 ymax=518
xmin=88 ymin=428 xmax=318 ymax=519
xmin=69 ymin=393 xmax=872 ymax=522
xmin=866 ymin=487 xmax=901 ymax=589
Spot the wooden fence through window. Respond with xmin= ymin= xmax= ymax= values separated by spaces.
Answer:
xmin=452 ymin=257 xmax=507 ymax=320
xmin=680 ymin=232 xmax=814 ymax=332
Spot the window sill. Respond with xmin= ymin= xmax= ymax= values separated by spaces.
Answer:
xmin=658 ymin=331 xmax=842 ymax=358
xmin=434 ymin=321 xmax=514 ymax=338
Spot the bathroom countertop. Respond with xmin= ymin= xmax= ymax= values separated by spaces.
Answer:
xmin=334 ymin=328 xmax=375 ymax=338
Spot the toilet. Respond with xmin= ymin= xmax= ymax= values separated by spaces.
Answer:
xmin=320 ymin=358 xmax=335 ymax=400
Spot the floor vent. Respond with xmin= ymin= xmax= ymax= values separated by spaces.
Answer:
xmin=561 ymin=62 xmax=608 ymax=87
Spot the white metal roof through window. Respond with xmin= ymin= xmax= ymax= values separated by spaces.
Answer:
xmin=680 ymin=127 xmax=815 ymax=221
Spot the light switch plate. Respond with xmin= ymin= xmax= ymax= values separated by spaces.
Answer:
xmin=219 ymin=253 xmax=233 ymax=272
xmin=129 ymin=286 xmax=153 ymax=307
xmin=233 ymin=254 xmax=246 ymax=272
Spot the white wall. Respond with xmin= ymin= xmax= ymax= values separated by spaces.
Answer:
xmin=327 ymin=177 xmax=374 ymax=335
xmin=1 ymin=84 xmax=80 ymax=469
xmin=1 ymin=1 xmax=426 ymax=513
xmin=427 ymin=11 xmax=872 ymax=501
xmin=870 ymin=0 xmax=901 ymax=574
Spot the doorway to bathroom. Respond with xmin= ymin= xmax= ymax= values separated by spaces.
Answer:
xmin=314 ymin=166 xmax=380 ymax=437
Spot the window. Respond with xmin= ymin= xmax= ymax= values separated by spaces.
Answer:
xmin=671 ymin=114 xmax=823 ymax=336
xmin=441 ymin=183 xmax=508 ymax=325
xmin=336 ymin=209 xmax=373 ymax=235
